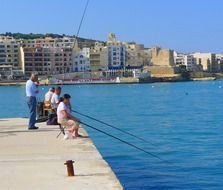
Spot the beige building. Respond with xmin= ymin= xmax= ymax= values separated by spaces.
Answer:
xmin=20 ymin=37 xmax=74 ymax=49
xmin=90 ymin=42 xmax=107 ymax=71
xmin=147 ymin=47 xmax=178 ymax=77
xmin=124 ymin=43 xmax=145 ymax=69
xmin=0 ymin=36 xmax=23 ymax=79
xmin=192 ymin=52 xmax=218 ymax=72
xmin=151 ymin=47 xmax=175 ymax=66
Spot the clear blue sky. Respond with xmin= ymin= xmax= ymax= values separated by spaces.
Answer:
xmin=1 ymin=0 xmax=223 ymax=53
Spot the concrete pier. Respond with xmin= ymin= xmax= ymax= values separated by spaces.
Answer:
xmin=0 ymin=118 xmax=123 ymax=190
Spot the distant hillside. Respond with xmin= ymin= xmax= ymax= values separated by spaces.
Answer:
xmin=0 ymin=32 xmax=104 ymax=48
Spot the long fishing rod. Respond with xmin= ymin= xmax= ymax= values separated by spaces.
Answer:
xmin=72 ymin=109 xmax=156 ymax=146
xmin=80 ymin=121 xmax=170 ymax=163
xmin=73 ymin=0 xmax=90 ymax=49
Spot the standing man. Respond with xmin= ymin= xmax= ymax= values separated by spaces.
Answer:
xmin=26 ymin=72 xmax=39 ymax=130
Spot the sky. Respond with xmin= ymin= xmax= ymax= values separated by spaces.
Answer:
xmin=1 ymin=0 xmax=223 ymax=53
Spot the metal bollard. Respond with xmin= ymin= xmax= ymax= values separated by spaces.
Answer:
xmin=64 ymin=160 xmax=75 ymax=176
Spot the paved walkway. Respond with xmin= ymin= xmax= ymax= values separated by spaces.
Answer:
xmin=0 ymin=118 xmax=123 ymax=190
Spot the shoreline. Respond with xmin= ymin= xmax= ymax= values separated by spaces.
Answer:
xmin=0 ymin=118 xmax=123 ymax=190
xmin=0 ymin=76 xmax=218 ymax=86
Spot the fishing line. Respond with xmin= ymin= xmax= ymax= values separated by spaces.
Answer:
xmin=72 ymin=109 xmax=157 ymax=146
xmin=80 ymin=121 xmax=170 ymax=163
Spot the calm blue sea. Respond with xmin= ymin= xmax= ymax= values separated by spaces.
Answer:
xmin=1 ymin=81 xmax=223 ymax=190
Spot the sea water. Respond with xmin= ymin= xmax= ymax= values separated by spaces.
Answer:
xmin=1 ymin=81 xmax=223 ymax=190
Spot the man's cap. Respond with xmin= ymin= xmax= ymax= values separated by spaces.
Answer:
xmin=63 ymin=94 xmax=71 ymax=99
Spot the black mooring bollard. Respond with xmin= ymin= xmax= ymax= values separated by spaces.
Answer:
xmin=64 ymin=160 xmax=75 ymax=176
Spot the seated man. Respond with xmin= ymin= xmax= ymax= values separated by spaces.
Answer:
xmin=57 ymin=94 xmax=81 ymax=138
xmin=44 ymin=87 xmax=55 ymax=112
xmin=45 ymin=87 xmax=55 ymax=102
xmin=51 ymin=86 xmax=61 ymax=111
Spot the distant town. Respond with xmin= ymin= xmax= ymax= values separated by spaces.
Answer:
xmin=0 ymin=32 xmax=222 ymax=84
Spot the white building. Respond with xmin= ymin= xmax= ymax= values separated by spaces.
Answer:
xmin=107 ymin=45 xmax=125 ymax=70
xmin=73 ymin=48 xmax=90 ymax=72
xmin=107 ymin=33 xmax=126 ymax=70
xmin=184 ymin=55 xmax=197 ymax=71
xmin=174 ymin=52 xmax=185 ymax=65
xmin=174 ymin=52 xmax=198 ymax=71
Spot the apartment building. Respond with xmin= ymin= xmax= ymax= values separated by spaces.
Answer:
xmin=216 ymin=54 xmax=223 ymax=72
xmin=23 ymin=46 xmax=73 ymax=76
xmin=107 ymin=45 xmax=125 ymax=70
xmin=21 ymin=37 xmax=73 ymax=76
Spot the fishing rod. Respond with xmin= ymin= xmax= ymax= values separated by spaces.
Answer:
xmin=73 ymin=0 xmax=90 ymax=49
xmin=77 ymin=121 xmax=204 ymax=181
xmin=80 ymin=121 xmax=170 ymax=163
xmin=72 ymin=109 xmax=157 ymax=146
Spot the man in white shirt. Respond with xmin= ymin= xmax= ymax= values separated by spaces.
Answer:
xmin=51 ymin=86 xmax=62 ymax=111
xmin=26 ymin=72 xmax=39 ymax=130
xmin=45 ymin=87 xmax=55 ymax=102
xmin=57 ymin=94 xmax=81 ymax=138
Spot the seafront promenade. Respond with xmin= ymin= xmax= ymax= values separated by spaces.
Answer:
xmin=0 ymin=118 xmax=123 ymax=190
